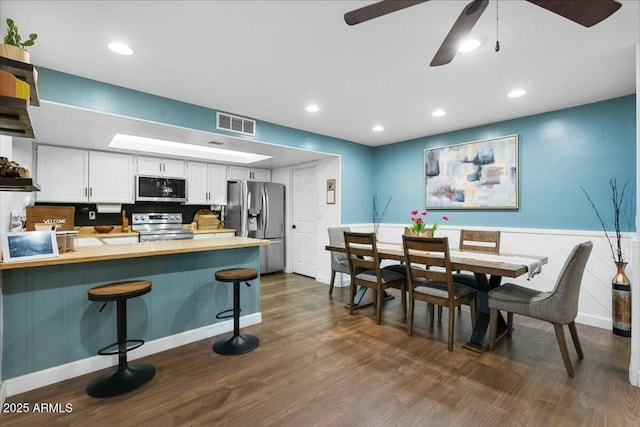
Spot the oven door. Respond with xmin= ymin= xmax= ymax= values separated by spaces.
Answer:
xmin=138 ymin=231 xmax=194 ymax=242
xmin=136 ymin=175 xmax=187 ymax=203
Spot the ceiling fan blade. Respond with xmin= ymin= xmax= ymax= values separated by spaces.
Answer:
xmin=344 ymin=0 xmax=429 ymax=26
xmin=526 ymin=0 xmax=622 ymax=27
xmin=430 ymin=0 xmax=489 ymax=67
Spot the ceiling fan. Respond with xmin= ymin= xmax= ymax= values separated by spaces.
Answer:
xmin=344 ymin=0 xmax=622 ymax=66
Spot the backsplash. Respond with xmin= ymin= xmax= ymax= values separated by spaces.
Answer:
xmin=34 ymin=202 xmax=222 ymax=227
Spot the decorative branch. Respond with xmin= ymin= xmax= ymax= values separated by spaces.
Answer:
xmin=372 ymin=194 xmax=391 ymax=237
xmin=581 ymin=179 xmax=629 ymax=264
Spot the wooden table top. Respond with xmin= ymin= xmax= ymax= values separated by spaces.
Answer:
xmin=326 ymin=243 xmax=548 ymax=278
xmin=1 ymin=237 xmax=269 ymax=271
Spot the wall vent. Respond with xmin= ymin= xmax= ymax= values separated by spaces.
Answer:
xmin=216 ymin=112 xmax=256 ymax=136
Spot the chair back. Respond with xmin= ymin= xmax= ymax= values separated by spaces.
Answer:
xmin=328 ymin=226 xmax=351 ymax=273
xmin=459 ymin=229 xmax=501 ymax=254
xmin=402 ymin=235 xmax=455 ymax=299
xmin=546 ymin=241 xmax=593 ymax=324
xmin=343 ymin=232 xmax=380 ymax=282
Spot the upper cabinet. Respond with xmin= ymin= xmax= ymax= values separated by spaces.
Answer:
xmin=136 ymin=156 xmax=185 ymax=178
xmin=37 ymin=145 xmax=134 ymax=203
xmin=0 ymin=56 xmax=39 ymax=138
xmin=228 ymin=166 xmax=271 ymax=182
xmin=186 ymin=162 xmax=227 ymax=205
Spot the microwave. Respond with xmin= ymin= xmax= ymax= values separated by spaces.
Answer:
xmin=135 ymin=175 xmax=187 ymax=203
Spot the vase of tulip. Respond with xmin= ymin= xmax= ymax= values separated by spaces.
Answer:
xmin=407 ymin=209 xmax=449 ymax=237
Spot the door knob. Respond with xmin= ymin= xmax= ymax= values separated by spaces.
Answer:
xmin=292 ymin=225 xmax=296 ymax=229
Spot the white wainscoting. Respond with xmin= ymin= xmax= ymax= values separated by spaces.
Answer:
xmin=321 ymin=223 xmax=631 ymax=331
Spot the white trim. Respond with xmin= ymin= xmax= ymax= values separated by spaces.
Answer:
xmin=4 ymin=313 xmax=261 ymax=397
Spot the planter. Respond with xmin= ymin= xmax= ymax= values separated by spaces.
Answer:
xmin=0 ymin=43 xmax=30 ymax=63
xmin=612 ymin=261 xmax=631 ymax=337
xmin=404 ymin=227 xmax=434 ymax=237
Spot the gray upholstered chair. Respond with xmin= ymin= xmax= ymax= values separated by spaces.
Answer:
xmin=344 ymin=232 xmax=406 ymax=324
xmin=403 ymin=235 xmax=477 ymax=351
xmin=327 ymin=226 xmax=351 ymax=295
xmin=488 ymin=241 xmax=593 ymax=376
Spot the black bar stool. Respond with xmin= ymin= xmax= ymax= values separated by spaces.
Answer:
xmin=86 ymin=280 xmax=155 ymax=398
xmin=213 ymin=268 xmax=260 ymax=355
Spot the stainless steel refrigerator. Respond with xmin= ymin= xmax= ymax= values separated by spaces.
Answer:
xmin=226 ymin=180 xmax=285 ymax=274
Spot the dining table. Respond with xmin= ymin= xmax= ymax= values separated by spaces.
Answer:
xmin=325 ymin=241 xmax=548 ymax=352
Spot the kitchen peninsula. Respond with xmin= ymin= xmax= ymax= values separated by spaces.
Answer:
xmin=0 ymin=236 xmax=269 ymax=395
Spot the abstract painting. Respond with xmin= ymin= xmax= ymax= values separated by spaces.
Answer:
xmin=424 ymin=134 xmax=519 ymax=209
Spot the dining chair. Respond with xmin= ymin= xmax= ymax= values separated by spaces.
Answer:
xmin=453 ymin=229 xmax=501 ymax=287
xmin=402 ymin=235 xmax=477 ymax=351
xmin=487 ymin=241 xmax=593 ymax=376
xmin=344 ymin=232 xmax=406 ymax=324
xmin=327 ymin=226 xmax=352 ymax=295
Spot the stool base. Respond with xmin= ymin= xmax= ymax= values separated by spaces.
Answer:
xmin=87 ymin=364 xmax=155 ymax=398
xmin=213 ymin=334 xmax=259 ymax=355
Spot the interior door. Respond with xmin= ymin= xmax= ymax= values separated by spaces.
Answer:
xmin=291 ymin=165 xmax=318 ymax=278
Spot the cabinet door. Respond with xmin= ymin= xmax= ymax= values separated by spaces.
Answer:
xmin=227 ymin=166 xmax=250 ymax=181
xmin=186 ymin=162 xmax=209 ymax=205
xmin=36 ymin=145 xmax=88 ymax=202
xmin=208 ymin=164 xmax=228 ymax=205
xmin=137 ymin=156 xmax=164 ymax=176
xmin=161 ymin=158 xmax=185 ymax=178
xmin=250 ymin=168 xmax=271 ymax=182
xmin=89 ymin=151 xmax=134 ymax=203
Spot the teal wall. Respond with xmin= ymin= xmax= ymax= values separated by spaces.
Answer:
xmin=373 ymin=95 xmax=637 ymax=231
xmin=3 ymin=247 xmax=260 ymax=379
xmin=37 ymin=68 xmax=636 ymax=231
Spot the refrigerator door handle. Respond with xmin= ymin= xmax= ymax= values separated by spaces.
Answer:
xmin=262 ymin=187 xmax=268 ymax=236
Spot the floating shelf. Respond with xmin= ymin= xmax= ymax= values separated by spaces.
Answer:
xmin=0 ymin=177 xmax=40 ymax=192
xmin=0 ymin=56 xmax=39 ymax=106
xmin=0 ymin=95 xmax=34 ymax=138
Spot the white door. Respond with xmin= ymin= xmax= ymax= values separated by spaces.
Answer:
xmin=186 ymin=161 xmax=209 ymax=204
xmin=291 ymin=165 xmax=318 ymax=278
xmin=89 ymin=151 xmax=134 ymax=203
xmin=161 ymin=158 xmax=185 ymax=178
xmin=250 ymin=168 xmax=271 ymax=182
xmin=208 ymin=164 xmax=228 ymax=205
xmin=36 ymin=145 xmax=88 ymax=203
xmin=137 ymin=156 xmax=164 ymax=176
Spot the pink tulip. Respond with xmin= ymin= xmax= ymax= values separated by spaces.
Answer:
xmin=443 ymin=216 xmax=449 ymax=222
xmin=422 ymin=211 xmax=427 ymax=216
xmin=411 ymin=209 xmax=418 ymax=215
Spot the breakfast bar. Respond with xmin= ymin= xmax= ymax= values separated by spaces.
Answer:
xmin=0 ymin=236 xmax=269 ymax=394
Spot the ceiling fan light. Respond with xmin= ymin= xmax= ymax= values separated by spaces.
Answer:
xmin=305 ymin=104 xmax=320 ymax=113
xmin=432 ymin=109 xmax=447 ymax=117
xmin=508 ymin=89 xmax=527 ymax=98
xmin=108 ymin=41 xmax=134 ymax=55
xmin=458 ymin=39 xmax=481 ymax=53
xmin=372 ymin=125 xmax=384 ymax=132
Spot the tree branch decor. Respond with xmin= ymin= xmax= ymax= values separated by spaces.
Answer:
xmin=372 ymin=194 xmax=391 ymax=237
xmin=581 ymin=179 xmax=629 ymax=263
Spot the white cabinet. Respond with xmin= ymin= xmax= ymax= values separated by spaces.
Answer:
xmin=186 ymin=162 xmax=227 ymax=205
xmin=37 ymin=146 xmax=134 ymax=203
xmin=227 ymin=166 xmax=271 ymax=182
xmin=137 ymin=156 xmax=185 ymax=178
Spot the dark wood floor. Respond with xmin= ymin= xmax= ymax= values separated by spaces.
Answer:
xmin=2 ymin=273 xmax=639 ymax=426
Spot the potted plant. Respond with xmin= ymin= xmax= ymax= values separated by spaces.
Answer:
xmin=1 ymin=18 xmax=37 ymax=63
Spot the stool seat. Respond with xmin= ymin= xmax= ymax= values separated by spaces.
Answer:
xmin=215 ymin=268 xmax=258 ymax=282
xmin=86 ymin=280 xmax=154 ymax=398
xmin=88 ymin=280 xmax=152 ymax=301
xmin=213 ymin=268 xmax=259 ymax=356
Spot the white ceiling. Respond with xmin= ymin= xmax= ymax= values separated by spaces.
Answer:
xmin=2 ymin=0 xmax=639 ymax=152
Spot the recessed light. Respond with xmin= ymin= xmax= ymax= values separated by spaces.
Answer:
xmin=432 ymin=109 xmax=447 ymax=117
xmin=305 ymin=104 xmax=320 ymax=113
xmin=508 ymin=89 xmax=527 ymax=98
xmin=458 ymin=39 xmax=481 ymax=53
xmin=108 ymin=41 xmax=134 ymax=55
xmin=372 ymin=125 xmax=384 ymax=132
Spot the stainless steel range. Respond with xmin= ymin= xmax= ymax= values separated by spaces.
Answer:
xmin=132 ymin=213 xmax=193 ymax=242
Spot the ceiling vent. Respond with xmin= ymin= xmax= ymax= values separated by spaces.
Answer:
xmin=217 ymin=112 xmax=256 ymax=136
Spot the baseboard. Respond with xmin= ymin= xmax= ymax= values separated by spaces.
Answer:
xmin=5 ymin=313 xmax=262 ymax=397
xmin=575 ymin=313 xmax=610 ymax=330
xmin=0 ymin=381 xmax=6 ymax=408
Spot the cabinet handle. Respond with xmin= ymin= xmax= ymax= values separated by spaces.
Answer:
xmin=160 ymin=163 xmax=162 ymax=173
xmin=85 ymin=187 xmax=88 ymax=197
xmin=89 ymin=187 xmax=93 ymax=197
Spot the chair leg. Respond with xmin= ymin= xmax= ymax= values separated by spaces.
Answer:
xmin=488 ymin=308 xmax=498 ymax=350
xmin=400 ymin=285 xmax=407 ymax=317
xmin=553 ymin=323 xmax=575 ymax=377
xmin=447 ymin=304 xmax=455 ymax=351
xmin=376 ymin=287 xmax=383 ymax=325
xmin=437 ymin=305 xmax=443 ymax=321
xmin=428 ymin=303 xmax=435 ymax=325
xmin=408 ymin=298 xmax=415 ymax=336
xmin=329 ymin=270 xmax=336 ymax=295
xmin=506 ymin=312 xmax=514 ymax=336
xmin=568 ymin=321 xmax=584 ymax=359
xmin=349 ymin=283 xmax=356 ymax=316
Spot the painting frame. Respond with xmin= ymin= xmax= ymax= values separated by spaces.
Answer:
xmin=326 ymin=178 xmax=336 ymax=205
xmin=424 ymin=134 xmax=519 ymax=210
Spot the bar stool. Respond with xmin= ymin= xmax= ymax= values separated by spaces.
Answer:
xmin=86 ymin=280 xmax=155 ymax=398
xmin=213 ymin=268 xmax=260 ymax=355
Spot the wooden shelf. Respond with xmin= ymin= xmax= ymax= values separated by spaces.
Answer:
xmin=0 ymin=56 xmax=39 ymax=106
xmin=0 ymin=177 xmax=40 ymax=192
xmin=0 ymin=95 xmax=35 ymax=138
